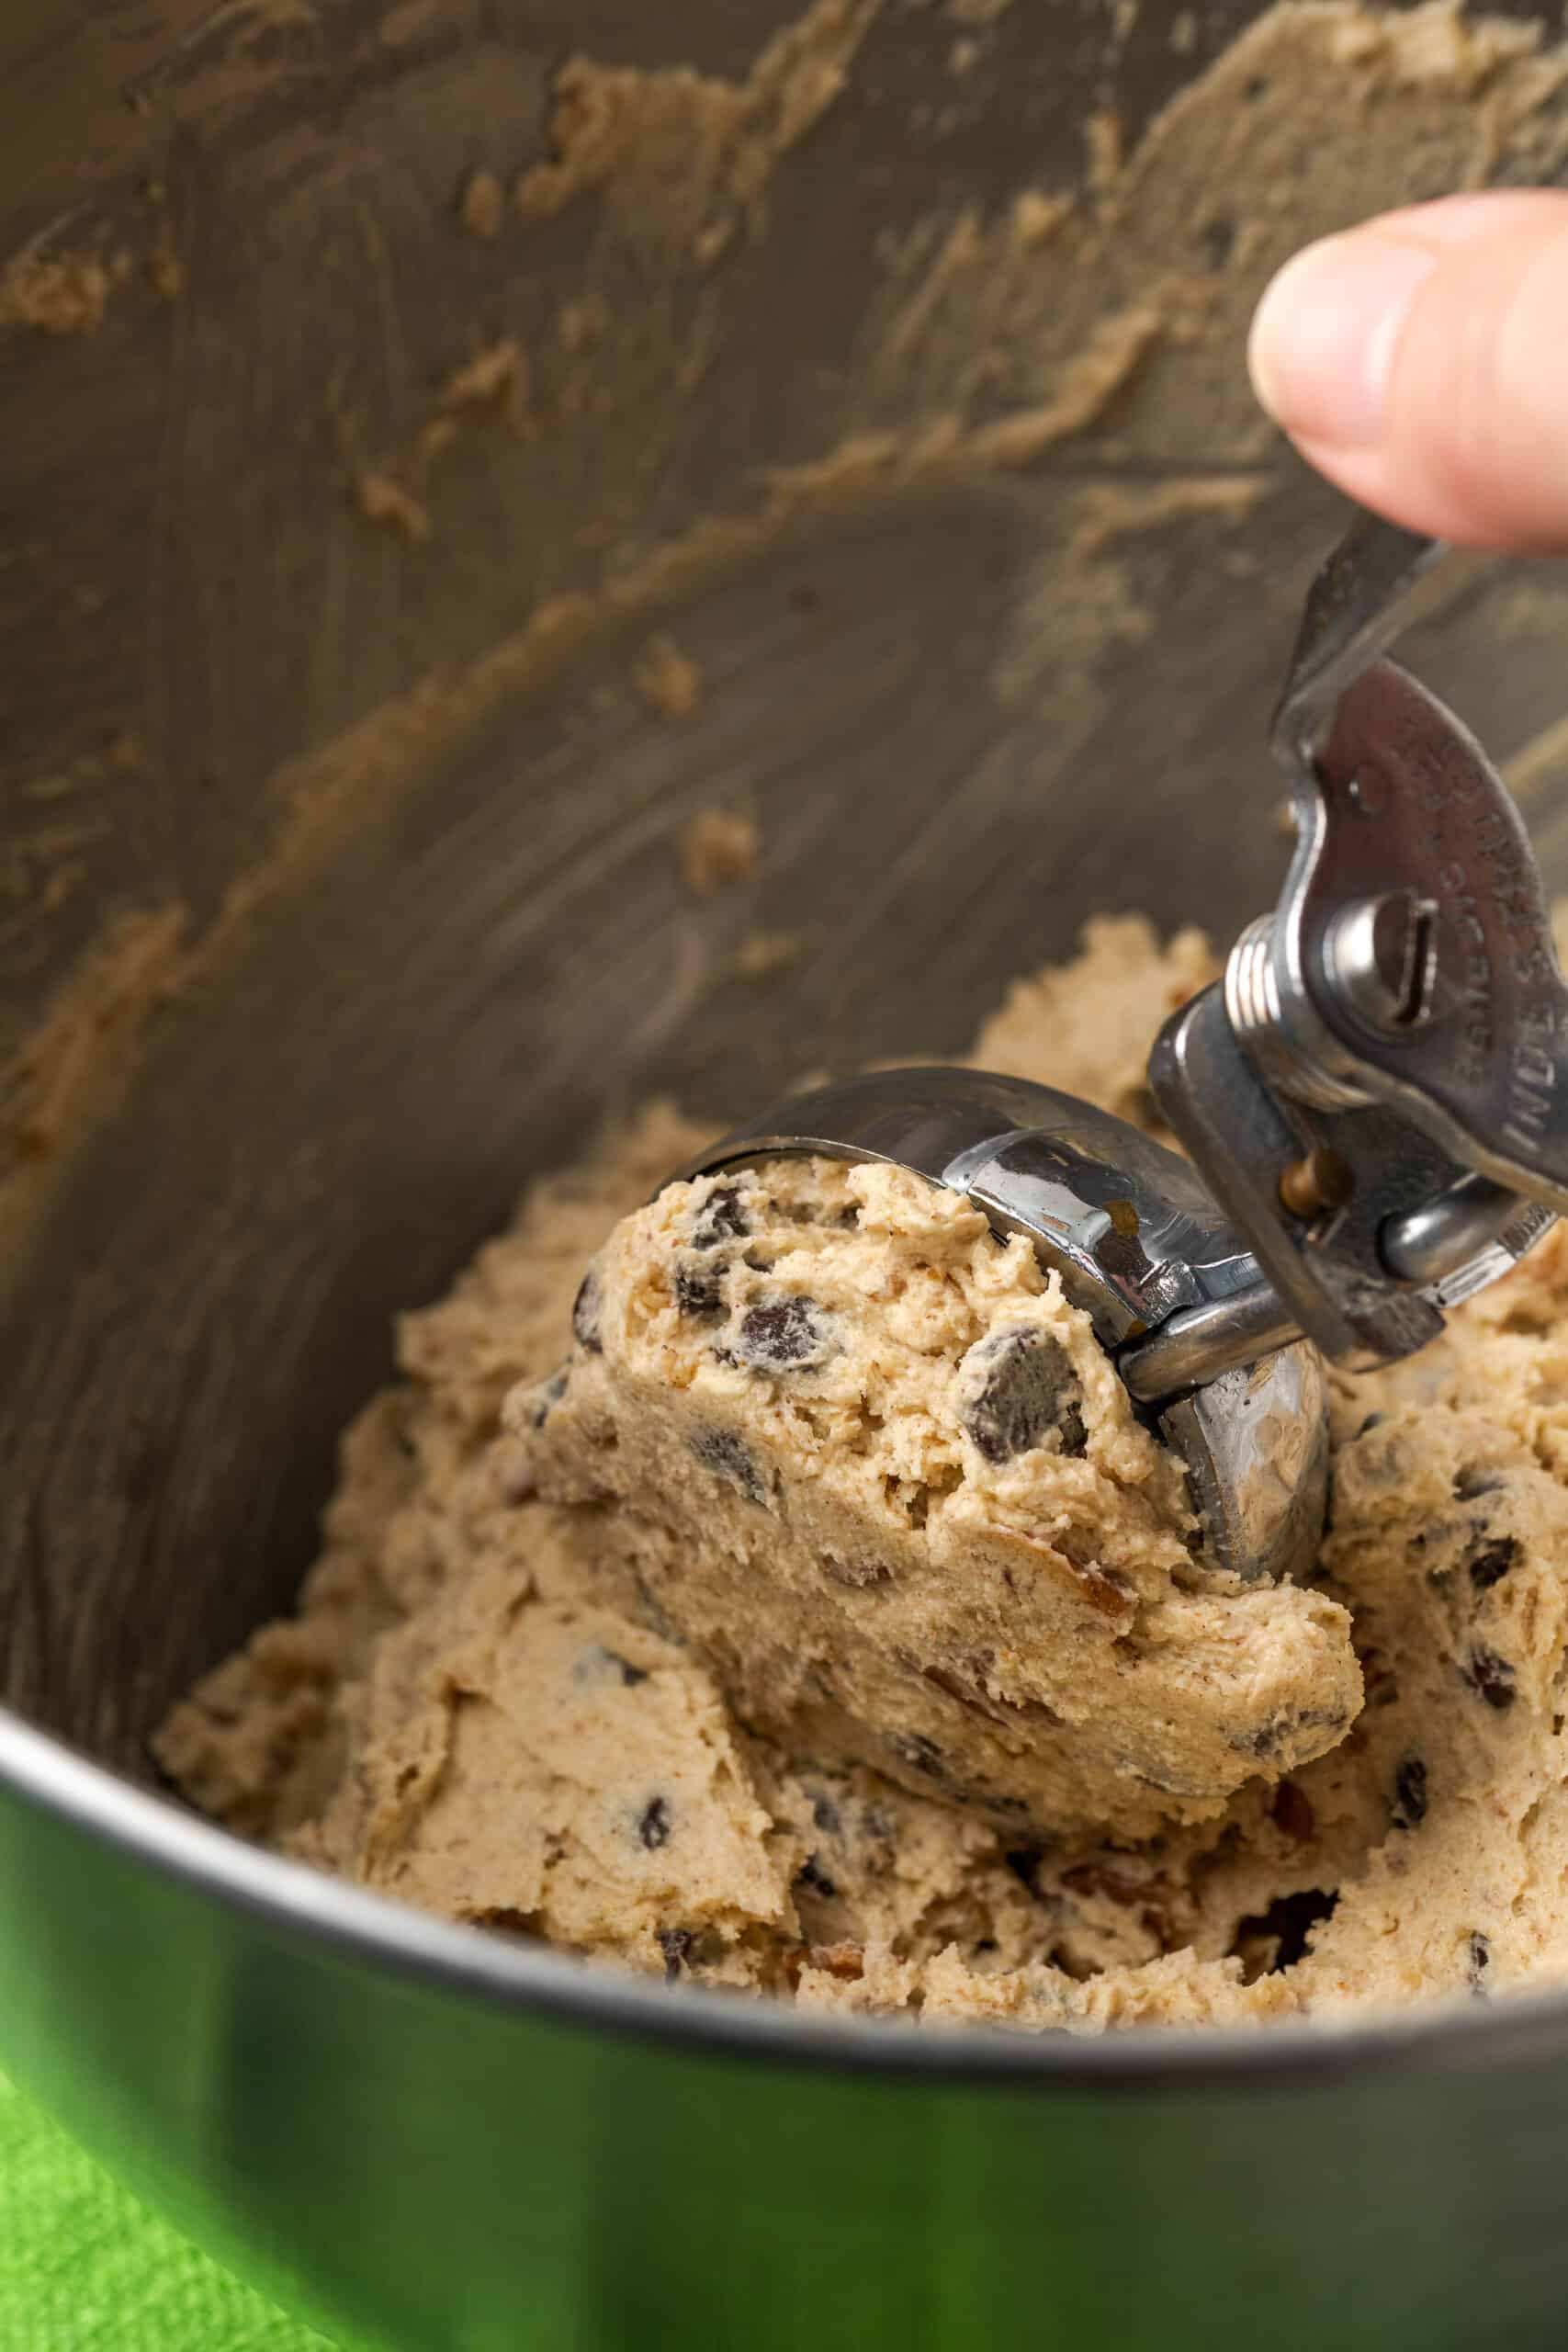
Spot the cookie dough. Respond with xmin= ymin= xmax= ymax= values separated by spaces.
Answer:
xmin=513 ymin=1157 xmax=1359 ymax=1843
xmin=154 ymin=917 xmax=1568 ymax=2030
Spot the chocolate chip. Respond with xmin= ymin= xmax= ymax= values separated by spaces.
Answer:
xmin=1468 ymin=1930 xmax=1492 ymax=1993
xmin=1271 ymin=1780 xmax=1315 ymax=1843
xmin=1230 ymin=1705 xmax=1350 ymax=1760
xmin=810 ymin=1792 xmax=840 ymax=1837
xmin=527 ymin=1368 xmax=569 ymax=1430
xmin=1468 ymin=1535 xmax=1519 ymax=1591
xmin=1392 ymin=1756 xmax=1427 ymax=1828
xmin=776 ymin=1195 xmax=832 ymax=1227
xmin=690 ymin=1184 xmax=750 ymax=1249
xmin=1454 ymin=1466 xmax=1506 ymax=1501
xmin=957 ymin=1328 xmax=1087 ymax=1464
xmin=674 ymin=1261 xmax=727 ymax=1318
xmin=572 ymin=1269 xmax=603 ymax=1352
xmin=1462 ymin=1646 xmax=1517 ymax=1710
xmin=689 ymin=1424 xmax=766 ymax=1504
xmin=656 ymin=1927 xmax=694 ymax=1980
xmin=1231 ymin=1888 xmax=1337 ymax=1980
xmin=637 ymin=1796 xmax=672 ymax=1849
xmin=795 ymin=1854 xmax=838 ymax=1899
xmin=734 ymin=1296 xmax=834 ymax=1372
xmin=887 ymin=1730 xmax=946 ymax=1781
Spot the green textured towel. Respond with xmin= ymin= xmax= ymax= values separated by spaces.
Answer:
xmin=0 ymin=2069 xmax=346 ymax=2352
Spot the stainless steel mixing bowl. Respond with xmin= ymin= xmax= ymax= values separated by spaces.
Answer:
xmin=8 ymin=4 xmax=1568 ymax=2345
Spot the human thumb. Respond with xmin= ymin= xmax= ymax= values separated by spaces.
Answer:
xmin=1248 ymin=190 xmax=1568 ymax=553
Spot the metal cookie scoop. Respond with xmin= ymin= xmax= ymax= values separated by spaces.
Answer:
xmin=682 ymin=1068 xmax=1329 ymax=1585
xmin=677 ymin=514 xmax=1567 ymax=1583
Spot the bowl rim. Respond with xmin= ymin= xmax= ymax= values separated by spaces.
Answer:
xmin=6 ymin=1703 xmax=1567 ymax=2092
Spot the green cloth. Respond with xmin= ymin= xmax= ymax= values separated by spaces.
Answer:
xmin=0 ymin=2069 xmax=344 ymax=2351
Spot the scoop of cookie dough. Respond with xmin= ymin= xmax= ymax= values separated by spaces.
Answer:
xmin=511 ymin=1153 xmax=1360 ymax=1843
